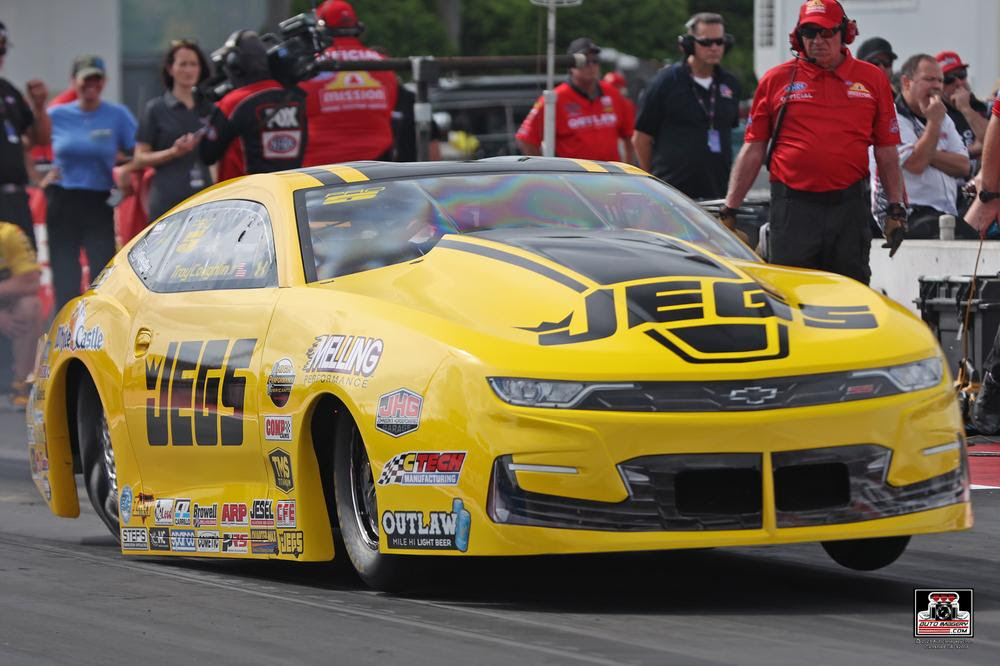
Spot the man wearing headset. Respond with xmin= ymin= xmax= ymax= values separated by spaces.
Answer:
xmin=632 ymin=13 xmax=741 ymax=200
xmin=200 ymin=31 xmax=307 ymax=182
xmin=721 ymin=0 xmax=905 ymax=284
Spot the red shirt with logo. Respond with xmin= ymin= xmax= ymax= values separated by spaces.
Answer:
xmin=516 ymin=81 xmax=634 ymax=162
xmin=745 ymin=49 xmax=899 ymax=192
xmin=300 ymin=37 xmax=399 ymax=166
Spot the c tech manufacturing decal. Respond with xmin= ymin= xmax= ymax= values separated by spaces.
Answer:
xmin=378 ymin=451 xmax=466 ymax=486
xmin=381 ymin=498 xmax=471 ymax=551
xmin=375 ymin=389 xmax=423 ymax=437
xmin=192 ymin=503 xmax=218 ymax=527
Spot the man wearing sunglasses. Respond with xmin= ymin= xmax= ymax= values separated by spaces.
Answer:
xmin=936 ymin=51 xmax=989 ymax=163
xmin=721 ymin=0 xmax=904 ymax=283
xmin=632 ymin=13 xmax=741 ymax=201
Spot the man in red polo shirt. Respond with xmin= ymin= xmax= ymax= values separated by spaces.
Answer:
xmin=720 ymin=0 xmax=906 ymax=284
xmin=516 ymin=38 xmax=635 ymax=163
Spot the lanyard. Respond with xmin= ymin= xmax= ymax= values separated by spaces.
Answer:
xmin=690 ymin=78 xmax=718 ymax=130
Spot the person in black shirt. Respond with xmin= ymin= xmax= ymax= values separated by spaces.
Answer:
xmin=936 ymin=51 xmax=989 ymax=165
xmin=0 ymin=21 xmax=49 ymax=249
xmin=632 ymin=12 xmax=740 ymax=200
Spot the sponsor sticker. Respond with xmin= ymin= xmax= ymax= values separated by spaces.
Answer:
xmin=375 ymin=389 xmax=423 ymax=437
xmin=303 ymin=335 xmax=383 ymax=380
xmin=119 ymin=485 xmax=133 ymax=524
xmin=121 ymin=527 xmax=148 ymax=551
xmin=149 ymin=527 xmax=170 ymax=551
xmin=193 ymin=503 xmax=218 ymax=527
xmin=154 ymin=499 xmax=175 ymax=526
xmin=279 ymin=531 xmax=304 ymax=558
xmin=196 ymin=530 xmax=221 ymax=553
xmin=268 ymin=449 xmax=294 ymax=493
xmin=134 ymin=493 xmax=154 ymax=522
xmin=250 ymin=499 xmax=275 ymax=527
xmin=264 ymin=415 xmax=293 ymax=441
xmin=276 ymin=500 xmax=296 ymax=528
xmin=382 ymin=498 xmax=471 ymax=552
xmin=915 ymin=589 xmax=973 ymax=637
xmin=170 ymin=529 xmax=196 ymax=552
xmin=221 ymin=502 xmax=248 ymax=527
xmin=222 ymin=532 xmax=248 ymax=554
xmin=53 ymin=302 xmax=104 ymax=352
xmin=173 ymin=498 xmax=191 ymax=526
xmin=266 ymin=358 xmax=296 ymax=408
xmin=250 ymin=528 xmax=278 ymax=554
xmin=378 ymin=451 xmax=466 ymax=486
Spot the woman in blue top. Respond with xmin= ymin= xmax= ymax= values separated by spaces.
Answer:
xmin=46 ymin=54 xmax=137 ymax=310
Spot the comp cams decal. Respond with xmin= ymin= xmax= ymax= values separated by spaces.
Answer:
xmin=377 ymin=451 xmax=466 ymax=486
xmin=375 ymin=389 xmax=422 ymax=437
xmin=266 ymin=357 xmax=295 ymax=407
xmin=144 ymin=338 xmax=256 ymax=446
xmin=268 ymin=449 xmax=294 ymax=493
xmin=264 ymin=415 xmax=292 ymax=441
xmin=303 ymin=334 xmax=383 ymax=388
xmin=382 ymin=498 xmax=470 ymax=552
xmin=121 ymin=527 xmax=148 ymax=551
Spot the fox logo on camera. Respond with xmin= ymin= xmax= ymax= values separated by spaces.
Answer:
xmin=914 ymin=589 xmax=973 ymax=637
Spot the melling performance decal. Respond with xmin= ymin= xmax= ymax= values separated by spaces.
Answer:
xmin=144 ymin=338 xmax=256 ymax=446
xmin=375 ymin=388 xmax=422 ymax=437
xmin=521 ymin=278 xmax=876 ymax=363
xmin=382 ymin=498 xmax=470 ymax=552
xmin=266 ymin=357 xmax=295 ymax=407
xmin=378 ymin=451 xmax=466 ymax=486
xmin=302 ymin=334 xmax=383 ymax=388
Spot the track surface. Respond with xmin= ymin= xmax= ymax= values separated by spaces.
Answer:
xmin=0 ymin=410 xmax=997 ymax=665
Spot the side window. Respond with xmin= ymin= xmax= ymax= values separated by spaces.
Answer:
xmin=133 ymin=200 xmax=278 ymax=293
xmin=128 ymin=210 xmax=186 ymax=286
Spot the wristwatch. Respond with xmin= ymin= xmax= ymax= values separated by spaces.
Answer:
xmin=717 ymin=205 xmax=738 ymax=230
xmin=979 ymin=190 xmax=1000 ymax=203
xmin=886 ymin=202 xmax=907 ymax=218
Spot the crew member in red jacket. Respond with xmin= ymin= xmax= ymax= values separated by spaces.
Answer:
xmin=301 ymin=0 xmax=398 ymax=166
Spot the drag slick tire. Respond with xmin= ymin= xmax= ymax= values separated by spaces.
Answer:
xmin=77 ymin=377 xmax=120 ymax=539
xmin=333 ymin=412 xmax=407 ymax=591
xmin=821 ymin=535 xmax=910 ymax=571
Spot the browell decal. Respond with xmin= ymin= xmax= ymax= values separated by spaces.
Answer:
xmin=382 ymin=499 xmax=470 ymax=552
xmin=268 ymin=449 xmax=294 ymax=493
xmin=375 ymin=389 xmax=422 ymax=437
xmin=378 ymin=451 xmax=466 ymax=486
xmin=192 ymin=503 xmax=218 ymax=527
xmin=521 ymin=279 xmax=875 ymax=363
xmin=145 ymin=338 xmax=256 ymax=446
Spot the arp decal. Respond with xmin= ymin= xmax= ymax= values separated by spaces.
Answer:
xmin=266 ymin=357 xmax=295 ymax=407
xmin=221 ymin=502 xmax=248 ymax=527
xmin=302 ymin=335 xmax=382 ymax=388
xmin=382 ymin=498 xmax=470 ymax=552
xmin=276 ymin=500 xmax=296 ymax=528
xmin=522 ymin=278 xmax=876 ymax=363
xmin=377 ymin=452 xmax=466 ymax=486
xmin=53 ymin=301 xmax=104 ymax=352
xmin=173 ymin=499 xmax=191 ymax=526
xmin=193 ymin=503 xmax=218 ymax=527
xmin=264 ymin=415 xmax=292 ymax=442
xmin=121 ymin=527 xmax=148 ymax=551
xmin=250 ymin=528 xmax=278 ymax=554
xmin=250 ymin=499 xmax=275 ymax=527
xmin=268 ymin=449 xmax=294 ymax=493
xmin=375 ymin=389 xmax=423 ymax=437
xmin=279 ymin=531 xmax=304 ymax=558
xmin=222 ymin=533 xmax=249 ymax=554
xmin=145 ymin=338 xmax=256 ymax=446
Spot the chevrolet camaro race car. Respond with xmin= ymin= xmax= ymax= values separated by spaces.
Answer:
xmin=26 ymin=157 xmax=972 ymax=590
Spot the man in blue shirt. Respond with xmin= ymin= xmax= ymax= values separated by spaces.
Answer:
xmin=46 ymin=55 xmax=136 ymax=310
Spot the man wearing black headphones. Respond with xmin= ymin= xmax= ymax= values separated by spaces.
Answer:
xmin=722 ymin=0 xmax=906 ymax=284
xmin=200 ymin=31 xmax=307 ymax=182
xmin=633 ymin=13 xmax=741 ymax=201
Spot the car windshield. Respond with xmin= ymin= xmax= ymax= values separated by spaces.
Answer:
xmin=298 ymin=172 xmax=758 ymax=281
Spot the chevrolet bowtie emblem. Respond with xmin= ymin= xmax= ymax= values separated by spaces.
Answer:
xmin=728 ymin=386 xmax=778 ymax=405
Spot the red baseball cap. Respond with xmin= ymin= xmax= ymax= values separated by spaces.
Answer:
xmin=603 ymin=71 xmax=626 ymax=88
xmin=798 ymin=0 xmax=844 ymax=29
xmin=318 ymin=0 xmax=359 ymax=29
xmin=935 ymin=51 xmax=969 ymax=76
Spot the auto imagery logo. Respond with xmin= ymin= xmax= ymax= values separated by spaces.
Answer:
xmin=914 ymin=589 xmax=973 ymax=637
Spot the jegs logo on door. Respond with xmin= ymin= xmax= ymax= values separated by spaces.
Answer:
xmin=145 ymin=338 xmax=256 ymax=446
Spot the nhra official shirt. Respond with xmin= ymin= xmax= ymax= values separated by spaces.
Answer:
xmin=745 ymin=49 xmax=899 ymax=192
xmin=200 ymin=80 xmax=307 ymax=183
xmin=301 ymin=38 xmax=398 ymax=166
xmin=516 ymin=80 xmax=634 ymax=162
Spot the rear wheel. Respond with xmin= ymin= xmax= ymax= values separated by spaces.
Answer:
xmin=77 ymin=377 xmax=120 ymax=539
xmin=333 ymin=412 xmax=408 ymax=590
xmin=821 ymin=536 xmax=910 ymax=571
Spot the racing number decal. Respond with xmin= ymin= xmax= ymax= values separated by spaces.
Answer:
xmin=146 ymin=338 xmax=256 ymax=446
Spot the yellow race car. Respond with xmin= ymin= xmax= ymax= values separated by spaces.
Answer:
xmin=26 ymin=158 xmax=971 ymax=590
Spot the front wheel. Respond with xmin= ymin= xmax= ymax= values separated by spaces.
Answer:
xmin=77 ymin=377 xmax=120 ymax=539
xmin=821 ymin=535 xmax=910 ymax=571
xmin=332 ymin=412 xmax=408 ymax=590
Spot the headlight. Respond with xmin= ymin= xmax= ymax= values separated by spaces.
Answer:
xmin=487 ymin=377 xmax=634 ymax=408
xmin=851 ymin=357 xmax=943 ymax=392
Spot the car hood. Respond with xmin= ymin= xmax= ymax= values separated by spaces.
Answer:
xmin=324 ymin=230 xmax=941 ymax=379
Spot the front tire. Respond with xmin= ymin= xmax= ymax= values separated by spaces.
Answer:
xmin=332 ymin=412 xmax=407 ymax=590
xmin=77 ymin=377 xmax=120 ymax=539
xmin=821 ymin=536 xmax=910 ymax=571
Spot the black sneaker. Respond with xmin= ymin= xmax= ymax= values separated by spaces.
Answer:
xmin=972 ymin=373 xmax=1000 ymax=434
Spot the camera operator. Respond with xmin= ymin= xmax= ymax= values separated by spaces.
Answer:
xmin=199 ymin=30 xmax=307 ymax=182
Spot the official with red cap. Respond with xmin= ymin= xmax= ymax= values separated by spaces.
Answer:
xmin=721 ymin=0 xmax=905 ymax=283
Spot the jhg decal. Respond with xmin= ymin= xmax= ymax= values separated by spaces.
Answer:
xmin=145 ymin=338 xmax=256 ymax=446
xmin=375 ymin=389 xmax=422 ymax=437
xmin=382 ymin=498 xmax=470 ymax=552
xmin=521 ymin=278 xmax=876 ymax=363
